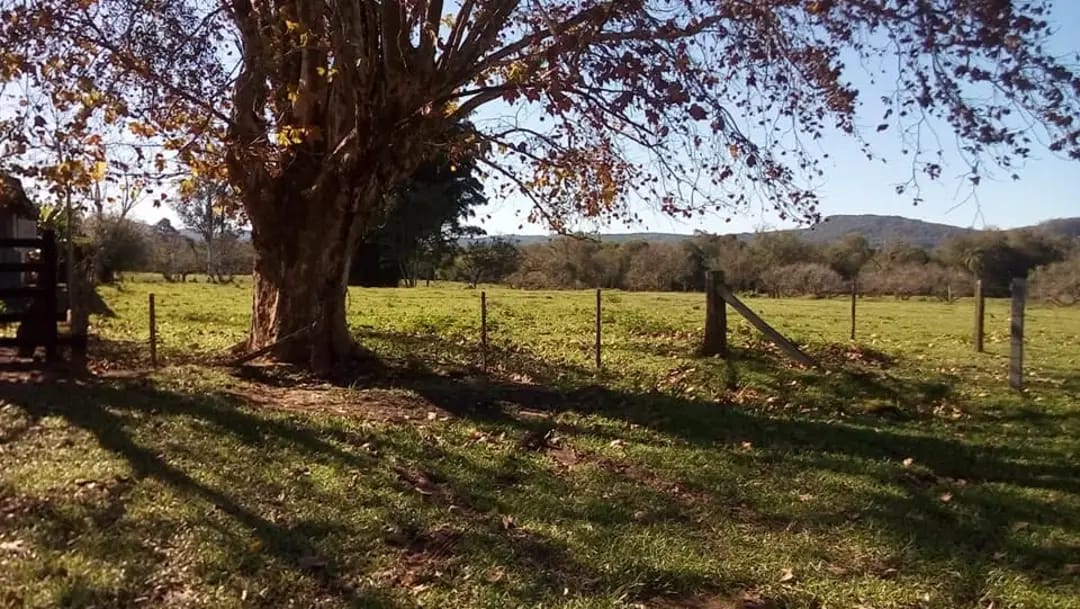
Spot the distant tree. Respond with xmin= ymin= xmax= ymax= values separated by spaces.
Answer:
xmin=353 ymin=142 xmax=487 ymax=287
xmin=150 ymin=219 xmax=201 ymax=283
xmin=86 ymin=172 xmax=151 ymax=283
xmin=1030 ymin=254 xmax=1080 ymax=305
xmin=452 ymin=240 xmax=522 ymax=288
xmin=861 ymin=262 xmax=971 ymax=300
xmin=825 ymin=233 xmax=874 ymax=280
xmin=82 ymin=216 xmax=149 ymax=281
xmin=624 ymin=242 xmax=701 ymax=292
xmin=937 ymin=230 xmax=1068 ymax=295
xmin=749 ymin=232 xmax=818 ymax=270
xmin=874 ymin=240 xmax=931 ymax=268
xmin=171 ymin=175 xmax=244 ymax=282
xmin=761 ymin=263 xmax=845 ymax=298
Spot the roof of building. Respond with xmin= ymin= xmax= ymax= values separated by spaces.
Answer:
xmin=0 ymin=174 xmax=38 ymax=220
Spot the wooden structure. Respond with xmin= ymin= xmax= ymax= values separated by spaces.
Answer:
xmin=703 ymin=270 xmax=817 ymax=368
xmin=702 ymin=271 xmax=728 ymax=356
xmin=0 ymin=230 xmax=65 ymax=361
xmin=0 ymin=175 xmax=84 ymax=363
xmin=1 ymin=174 xmax=39 ymax=291
xmin=1009 ymin=278 xmax=1026 ymax=390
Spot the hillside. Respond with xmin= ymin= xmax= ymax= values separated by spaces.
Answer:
xmin=482 ymin=214 xmax=1077 ymax=250
xmin=772 ymin=214 xmax=973 ymax=248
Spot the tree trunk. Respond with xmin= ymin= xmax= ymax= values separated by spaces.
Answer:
xmin=246 ymin=187 xmax=366 ymax=374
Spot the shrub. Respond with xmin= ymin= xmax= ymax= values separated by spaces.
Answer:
xmin=760 ymin=263 xmax=845 ymax=298
xmin=1031 ymin=255 xmax=1080 ymax=305
xmin=860 ymin=263 xmax=971 ymax=299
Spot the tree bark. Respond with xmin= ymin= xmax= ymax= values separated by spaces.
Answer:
xmin=245 ymin=185 xmax=368 ymax=374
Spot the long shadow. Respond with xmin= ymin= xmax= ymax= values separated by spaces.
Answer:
xmin=0 ymin=373 xmax=760 ymax=607
xmin=3 ymin=329 xmax=1078 ymax=605
xmin=0 ymin=378 xmax=403 ymax=608
xmin=350 ymin=330 xmax=1080 ymax=586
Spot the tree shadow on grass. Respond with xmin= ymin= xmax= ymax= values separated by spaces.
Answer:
xmin=2 ymin=328 xmax=1078 ymax=606
xmin=352 ymin=330 xmax=1080 ymax=589
xmin=0 ymin=373 xmax=756 ymax=607
xmin=0 ymin=378 xmax=404 ymax=608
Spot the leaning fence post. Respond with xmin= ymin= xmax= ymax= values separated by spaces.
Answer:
xmin=480 ymin=290 xmax=488 ymax=371
xmin=149 ymin=292 xmax=158 ymax=367
xmin=595 ymin=288 xmax=602 ymax=370
xmin=703 ymin=270 xmax=727 ymax=357
xmin=973 ymin=279 xmax=985 ymax=353
xmin=1009 ymin=278 xmax=1026 ymax=390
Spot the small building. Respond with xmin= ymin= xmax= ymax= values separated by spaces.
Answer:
xmin=0 ymin=174 xmax=39 ymax=290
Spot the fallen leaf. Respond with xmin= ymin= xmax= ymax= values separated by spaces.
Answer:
xmin=608 ymin=439 xmax=626 ymax=448
xmin=500 ymin=514 xmax=516 ymax=530
xmin=939 ymin=492 xmax=953 ymax=503
xmin=992 ymin=551 xmax=1007 ymax=561
xmin=778 ymin=568 xmax=796 ymax=583
xmin=0 ymin=540 xmax=27 ymax=554
xmin=902 ymin=457 xmax=914 ymax=468
xmin=1011 ymin=521 xmax=1030 ymax=532
xmin=797 ymin=493 xmax=813 ymax=502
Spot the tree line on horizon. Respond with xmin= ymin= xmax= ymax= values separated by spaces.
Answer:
xmin=82 ymin=211 xmax=1078 ymax=305
xmin=441 ymin=228 xmax=1080 ymax=304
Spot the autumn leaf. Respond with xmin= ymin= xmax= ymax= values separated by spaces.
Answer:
xmin=778 ymin=568 xmax=796 ymax=583
xmin=688 ymin=104 xmax=707 ymax=121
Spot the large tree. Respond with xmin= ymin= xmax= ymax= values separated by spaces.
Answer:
xmin=2 ymin=0 xmax=1079 ymax=370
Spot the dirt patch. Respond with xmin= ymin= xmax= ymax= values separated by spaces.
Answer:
xmin=221 ymin=365 xmax=455 ymax=424
xmin=376 ymin=526 xmax=462 ymax=589
xmin=818 ymin=343 xmax=894 ymax=368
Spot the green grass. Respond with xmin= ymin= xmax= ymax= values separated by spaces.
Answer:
xmin=2 ymin=277 xmax=1078 ymax=608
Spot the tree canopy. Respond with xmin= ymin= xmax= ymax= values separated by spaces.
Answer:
xmin=2 ymin=0 xmax=1079 ymax=370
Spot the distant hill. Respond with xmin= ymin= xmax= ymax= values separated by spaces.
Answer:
xmin=477 ymin=214 xmax=1079 ymax=250
xmin=763 ymin=214 xmax=974 ymax=249
xmin=1038 ymin=217 xmax=1080 ymax=239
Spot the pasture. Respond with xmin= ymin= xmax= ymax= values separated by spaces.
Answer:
xmin=1 ymin=278 xmax=1078 ymax=608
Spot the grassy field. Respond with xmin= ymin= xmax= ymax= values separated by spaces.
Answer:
xmin=1 ymin=277 xmax=1078 ymax=608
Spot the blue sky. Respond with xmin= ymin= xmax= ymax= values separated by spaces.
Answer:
xmin=135 ymin=2 xmax=1080 ymax=236
xmin=467 ymin=1 xmax=1080 ymax=237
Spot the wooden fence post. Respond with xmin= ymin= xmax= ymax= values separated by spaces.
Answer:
xmin=849 ymin=278 xmax=857 ymax=341
xmin=595 ymin=288 xmax=602 ymax=370
xmin=40 ymin=230 xmax=59 ymax=362
xmin=1009 ymin=278 xmax=1026 ymax=390
xmin=480 ymin=291 xmax=487 ymax=371
xmin=149 ymin=293 xmax=157 ymax=367
xmin=973 ymin=279 xmax=985 ymax=353
xmin=703 ymin=270 xmax=727 ymax=356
